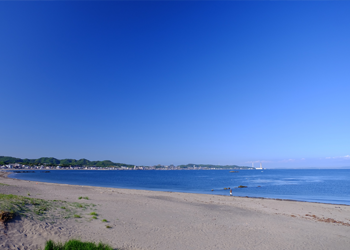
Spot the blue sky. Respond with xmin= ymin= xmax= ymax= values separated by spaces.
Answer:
xmin=1 ymin=1 xmax=349 ymax=168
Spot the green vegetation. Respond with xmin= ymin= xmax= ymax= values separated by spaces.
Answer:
xmin=0 ymin=183 xmax=9 ymax=186
xmin=106 ymin=225 xmax=112 ymax=229
xmin=178 ymin=164 xmax=254 ymax=169
xmin=0 ymin=193 xmax=94 ymax=222
xmin=0 ymin=156 xmax=133 ymax=168
xmin=92 ymin=216 xmax=97 ymax=219
xmin=44 ymin=239 xmax=113 ymax=250
xmin=34 ymin=205 xmax=48 ymax=215
xmin=89 ymin=212 xmax=97 ymax=216
xmin=101 ymin=219 xmax=107 ymax=222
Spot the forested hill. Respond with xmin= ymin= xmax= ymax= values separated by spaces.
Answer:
xmin=0 ymin=156 xmax=133 ymax=168
xmin=178 ymin=164 xmax=253 ymax=169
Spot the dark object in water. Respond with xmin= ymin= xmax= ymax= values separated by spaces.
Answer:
xmin=230 ymin=171 xmax=239 ymax=173
xmin=238 ymin=185 xmax=248 ymax=188
xmin=211 ymin=189 xmax=214 ymax=191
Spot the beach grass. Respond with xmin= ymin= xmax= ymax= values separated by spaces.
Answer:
xmin=44 ymin=239 xmax=114 ymax=250
xmin=0 ymin=193 xmax=94 ymax=222
xmin=0 ymin=183 xmax=9 ymax=186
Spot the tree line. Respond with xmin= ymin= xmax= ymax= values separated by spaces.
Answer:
xmin=0 ymin=156 xmax=134 ymax=168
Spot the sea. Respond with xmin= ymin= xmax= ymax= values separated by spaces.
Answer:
xmin=8 ymin=169 xmax=350 ymax=205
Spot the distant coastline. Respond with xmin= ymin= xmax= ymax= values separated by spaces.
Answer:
xmin=0 ymin=156 xmax=254 ymax=171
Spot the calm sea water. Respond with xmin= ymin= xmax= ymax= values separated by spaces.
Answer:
xmin=8 ymin=169 xmax=350 ymax=205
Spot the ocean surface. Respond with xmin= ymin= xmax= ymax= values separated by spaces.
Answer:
xmin=8 ymin=169 xmax=350 ymax=205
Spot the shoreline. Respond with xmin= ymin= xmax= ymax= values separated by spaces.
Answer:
xmin=1 ymin=170 xmax=350 ymax=249
xmin=4 ymin=170 xmax=350 ymax=207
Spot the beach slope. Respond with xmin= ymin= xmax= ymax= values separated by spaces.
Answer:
xmin=1 ymin=172 xmax=350 ymax=250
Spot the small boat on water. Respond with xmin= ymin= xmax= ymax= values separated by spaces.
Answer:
xmin=230 ymin=171 xmax=239 ymax=173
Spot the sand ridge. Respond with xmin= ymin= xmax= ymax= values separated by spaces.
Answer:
xmin=1 ymin=170 xmax=350 ymax=250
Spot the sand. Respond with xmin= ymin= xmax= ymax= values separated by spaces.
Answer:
xmin=1 ymin=170 xmax=350 ymax=250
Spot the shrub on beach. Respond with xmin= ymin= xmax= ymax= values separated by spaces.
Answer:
xmin=44 ymin=239 xmax=113 ymax=250
xmin=0 ymin=211 xmax=14 ymax=223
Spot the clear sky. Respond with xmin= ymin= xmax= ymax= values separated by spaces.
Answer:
xmin=1 ymin=1 xmax=349 ymax=168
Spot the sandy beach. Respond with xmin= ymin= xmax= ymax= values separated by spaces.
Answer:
xmin=1 ymin=171 xmax=350 ymax=250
